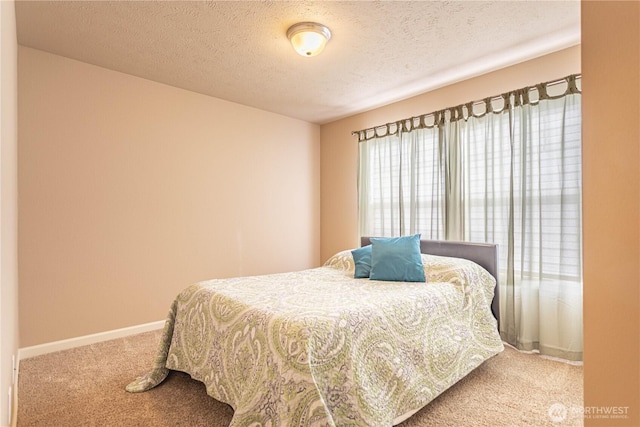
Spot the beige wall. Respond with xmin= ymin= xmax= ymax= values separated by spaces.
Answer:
xmin=582 ymin=2 xmax=639 ymax=426
xmin=1 ymin=0 xmax=19 ymax=425
xmin=18 ymin=47 xmax=320 ymax=347
xmin=320 ymin=45 xmax=581 ymax=261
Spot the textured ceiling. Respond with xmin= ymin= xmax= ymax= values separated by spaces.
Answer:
xmin=15 ymin=1 xmax=580 ymax=124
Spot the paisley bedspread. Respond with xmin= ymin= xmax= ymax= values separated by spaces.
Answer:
xmin=127 ymin=251 xmax=503 ymax=426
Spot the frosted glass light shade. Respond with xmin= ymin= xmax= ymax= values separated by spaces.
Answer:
xmin=286 ymin=22 xmax=331 ymax=57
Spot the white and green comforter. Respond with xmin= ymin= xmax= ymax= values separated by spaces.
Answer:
xmin=127 ymin=251 xmax=503 ymax=426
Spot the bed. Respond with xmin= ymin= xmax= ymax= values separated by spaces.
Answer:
xmin=127 ymin=237 xmax=503 ymax=426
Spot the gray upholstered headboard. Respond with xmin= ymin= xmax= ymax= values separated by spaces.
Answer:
xmin=360 ymin=237 xmax=500 ymax=328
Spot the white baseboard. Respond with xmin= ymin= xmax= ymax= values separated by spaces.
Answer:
xmin=10 ymin=362 xmax=17 ymax=427
xmin=18 ymin=320 xmax=165 ymax=361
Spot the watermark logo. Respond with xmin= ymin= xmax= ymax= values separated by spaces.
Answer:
xmin=548 ymin=403 xmax=630 ymax=423
xmin=548 ymin=403 xmax=568 ymax=423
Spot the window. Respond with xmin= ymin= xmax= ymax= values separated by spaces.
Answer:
xmin=356 ymin=75 xmax=583 ymax=360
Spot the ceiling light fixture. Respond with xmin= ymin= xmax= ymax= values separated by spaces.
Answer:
xmin=286 ymin=22 xmax=332 ymax=57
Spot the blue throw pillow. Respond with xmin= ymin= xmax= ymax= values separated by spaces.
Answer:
xmin=351 ymin=245 xmax=372 ymax=278
xmin=370 ymin=235 xmax=426 ymax=282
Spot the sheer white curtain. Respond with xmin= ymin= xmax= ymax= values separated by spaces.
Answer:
xmin=462 ymin=85 xmax=583 ymax=361
xmin=358 ymin=123 xmax=445 ymax=239
xmin=357 ymin=75 xmax=582 ymax=361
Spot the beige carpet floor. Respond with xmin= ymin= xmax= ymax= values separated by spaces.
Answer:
xmin=17 ymin=329 xmax=583 ymax=426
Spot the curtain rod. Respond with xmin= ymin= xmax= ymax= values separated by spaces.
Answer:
xmin=352 ymin=74 xmax=581 ymax=141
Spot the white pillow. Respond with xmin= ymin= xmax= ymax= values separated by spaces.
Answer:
xmin=323 ymin=250 xmax=355 ymax=272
